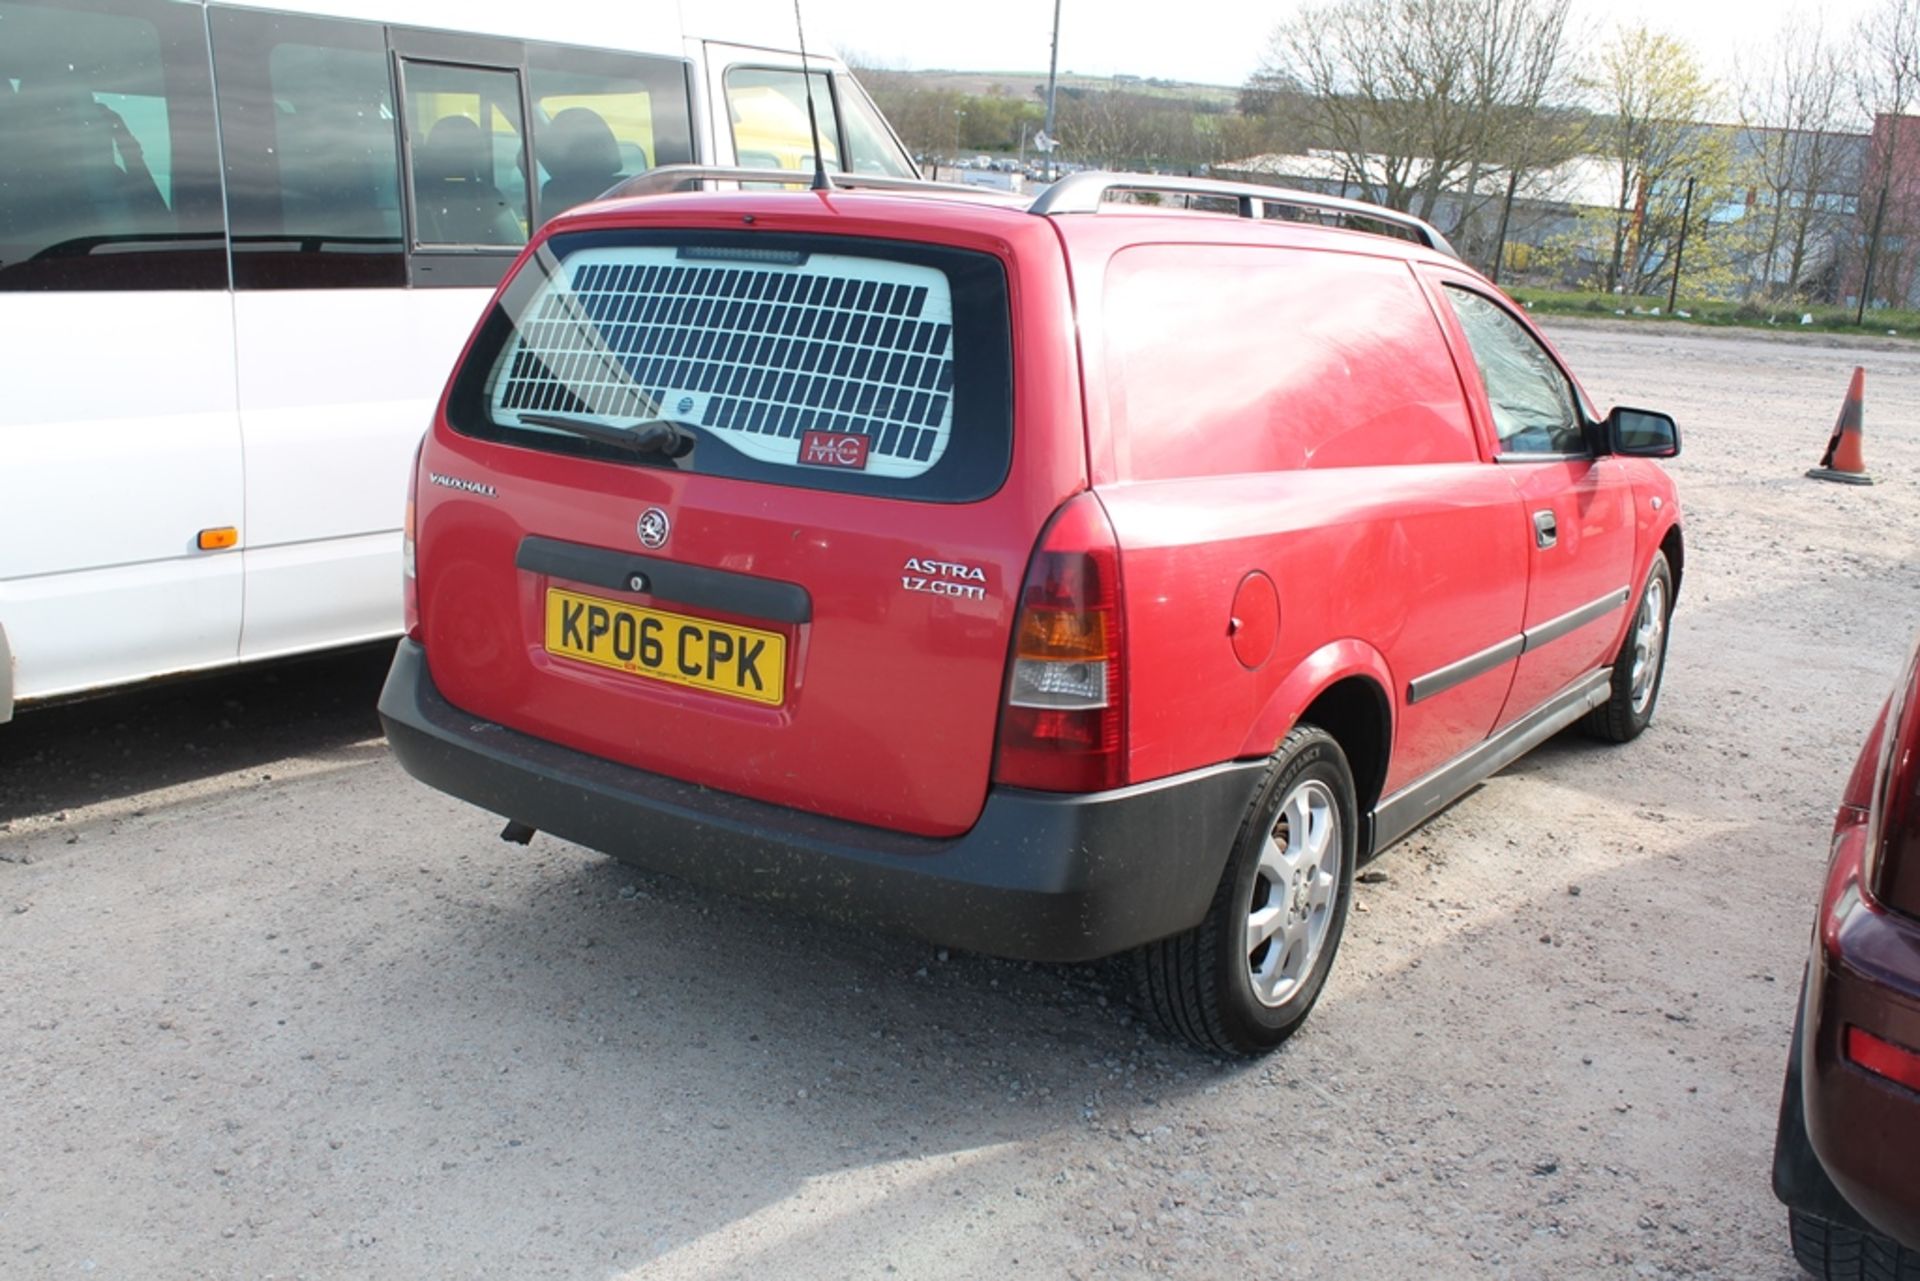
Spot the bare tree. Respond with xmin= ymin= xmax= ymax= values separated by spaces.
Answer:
xmin=1055 ymin=88 xmax=1203 ymax=171
xmin=1255 ymin=0 xmax=1580 ymax=244
xmin=1737 ymin=14 xmax=1853 ymax=300
xmin=1453 ymin=0 xmax=1586 ymax=265
xmin=1852 ymin=0 xmax=1920 ymax=313
xmin=1586 ymin=25 xmax=1725 ymax=295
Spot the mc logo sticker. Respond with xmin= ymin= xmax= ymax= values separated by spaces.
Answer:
xmin=799 ymin=430 xmax=871 ymax=471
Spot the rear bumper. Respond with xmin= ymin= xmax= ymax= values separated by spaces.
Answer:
xmin=1793 ymin=816 xmax=1920 ymax=1248
xmin=378 ymin=639 xmax=1262 ymax=962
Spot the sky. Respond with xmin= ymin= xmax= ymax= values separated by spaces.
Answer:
xmin=805 ymin=0 xmax=1886 ymax=89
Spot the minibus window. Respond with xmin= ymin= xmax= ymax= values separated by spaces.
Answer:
xmin=724 ymin=68 xmax=841 ymax=173
xmin=529 ymin=48 xmax=692 ymax=224
xmin=837 ymin=78 xmax=916 ymax=178
xmin=0 ymin=0 xmax=225 ymax=291
xmin=401 ymin=61 xmax=529 ymax=249
xmin=211 ymin=8 xmax=405 ymax=289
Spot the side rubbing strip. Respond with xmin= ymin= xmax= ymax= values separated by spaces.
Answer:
xmin=1523 ymin=588 xmax=1630 ymax=653
xmin=516 ymin=536 xmax=812 ymax=624
xmin=1404 ymin=587 xmax=1629 ymax=706
xmin=1407 ymin=635 xmax=1524 ymax=705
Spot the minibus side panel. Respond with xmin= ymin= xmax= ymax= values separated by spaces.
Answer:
xmin=0 ymin=0 xmax=243 ymax=704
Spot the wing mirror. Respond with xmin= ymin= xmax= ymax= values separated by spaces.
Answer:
xmin=1600 ymin=407 xmax=1681 ymax=458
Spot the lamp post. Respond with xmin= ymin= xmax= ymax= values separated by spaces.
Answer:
xmin=1666 ymin=175 xmax=1696 ymax=316
xmin=1858 ymin=180 xmax=1891 ymax=327
xmin=1043 ymin=0 xmax=1062 ymax=181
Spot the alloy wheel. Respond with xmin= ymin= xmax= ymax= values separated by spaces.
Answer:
xmin=1245 ymin=778 xmax=1341 ymax=1008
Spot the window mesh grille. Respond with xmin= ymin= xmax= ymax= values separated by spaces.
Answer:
xmin=492 ymin=247 xmax=956 ymax=477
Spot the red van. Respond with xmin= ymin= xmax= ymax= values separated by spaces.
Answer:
xmin=381 ymin=169 xmax=1684 ymax=1055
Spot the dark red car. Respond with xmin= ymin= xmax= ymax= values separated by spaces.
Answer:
xmin=1775 ymin=637 xmax=1920 ymax=1277
xmin=381 ymin=168 xmax=1684 ymax=1055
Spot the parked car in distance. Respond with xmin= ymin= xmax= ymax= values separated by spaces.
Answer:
xmin=380 ymin=168 xmax=1684 ymax=1056
xmin=1774 ymin=635 xmax=1920 ymax=1277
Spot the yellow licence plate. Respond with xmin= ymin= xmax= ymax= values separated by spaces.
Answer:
xmin=544 ymin=588 xmax=786 ymax=706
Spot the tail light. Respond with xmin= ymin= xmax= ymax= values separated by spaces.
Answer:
xmin=993 ymin=493 xmax=1126 ymax=793
xmin=1867 ymin=641 xmax=1920 ymax=919
xmin=402 ymin=436 xmax=424 ymax=640
xmin=1847 ymin=1025 xmax=1920 ymax=1094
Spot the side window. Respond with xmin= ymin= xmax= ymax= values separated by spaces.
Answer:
xmin=210 ymin=8 xmax=405 ymax=290
xmin=399 ymin=60 xmax=529 ymax=249
xmin=528 ymin=45 xmax=693 ymax=223
xmin=1106 ymin=246 xmax=1479 ymax=480
xmin=0 ymin=0 xmax=225 ymax=291
xmin=724 ymin=67 xmax=841 ymax=172
xmin=1443 ymin=286 xmax=1585 ymax=455
xmin=837 ymin=76 xmax=916 ymax=178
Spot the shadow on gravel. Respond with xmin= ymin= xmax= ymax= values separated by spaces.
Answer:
xmin=0 ymin=642 xmax=395 ymax=822
xmin=318 ymin=842 xmax=1230 ymax=1267
xmin=264 ymin=810 xmax=1802 ymax=1280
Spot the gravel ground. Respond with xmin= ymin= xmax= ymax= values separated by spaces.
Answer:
xmin=3 ymin=323 xmax=1918 ymax=1280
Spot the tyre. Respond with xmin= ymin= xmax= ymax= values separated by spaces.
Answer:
xmin=1789 ymin=1209 xmax=1920 ymax=1280
xmin=1582 ymin=550 xmax=1673 ymax=743
xmin=1136 ymin=724 xmax=1357 ymax=1056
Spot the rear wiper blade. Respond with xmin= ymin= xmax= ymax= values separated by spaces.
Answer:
xmin=518 ymin=413 xmax=698 ymax=459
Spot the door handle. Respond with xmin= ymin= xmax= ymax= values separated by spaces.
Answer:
xmin=1533 ymin=509 xmax=1558 ymax=549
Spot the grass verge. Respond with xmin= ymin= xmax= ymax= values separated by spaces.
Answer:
xmin=1505 ymin=286 xmax=1920 ymax=340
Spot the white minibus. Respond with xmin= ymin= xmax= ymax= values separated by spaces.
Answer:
xmin=0 ymin=0 xmax=915 ymax=720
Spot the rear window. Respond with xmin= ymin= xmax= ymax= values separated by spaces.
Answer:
xmin=447 ymin=229 xmax=1013 ymax=502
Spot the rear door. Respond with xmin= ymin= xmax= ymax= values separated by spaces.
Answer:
xmin=213 ymin=12 xmax=699 ymax=663
xmin=414 ymin=212 xmax=1079 ymax=836
xmin=1427 ymin=276 xmax=1635 ymax=727
xmin=212 ymin=10 xmax=489 ymax=662
xmin=0 ymin=0 xmax=240 ymax=704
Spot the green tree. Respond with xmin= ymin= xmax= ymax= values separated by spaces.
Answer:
xmin=1585 ymin=26 xmax=1727 ymax=296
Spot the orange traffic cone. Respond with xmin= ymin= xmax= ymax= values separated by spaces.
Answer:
xmin=1807 ymin=366 xmax=1874 ymax=486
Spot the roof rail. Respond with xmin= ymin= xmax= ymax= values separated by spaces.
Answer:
xmin=1026 ymin=171 xmax=1457 ymax=258
xmin=600 ymin=165 xmax=983 ymax=202
xmin=596 ymin=166 xmax=1457 ymax=258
